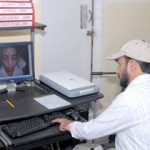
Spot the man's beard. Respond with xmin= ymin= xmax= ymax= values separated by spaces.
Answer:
xmin=119 ymin=69 xmax=129 ymax=89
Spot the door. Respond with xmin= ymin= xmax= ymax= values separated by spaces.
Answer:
xmin=40 ymin=0 xmax=93 ymax=80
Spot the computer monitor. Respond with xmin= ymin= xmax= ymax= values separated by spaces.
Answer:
xmin=0 ymin=41 xmax=35 ymax=85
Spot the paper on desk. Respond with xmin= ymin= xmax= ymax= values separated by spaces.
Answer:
xmin=34 ymin=94 xmax=71 ymax=109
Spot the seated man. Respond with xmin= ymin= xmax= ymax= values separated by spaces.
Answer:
xmin=53 ymin=39 xmax=150 ymax=150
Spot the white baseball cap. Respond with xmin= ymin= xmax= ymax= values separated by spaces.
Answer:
xmin=107 ymin=39 xmax=150 ymax=63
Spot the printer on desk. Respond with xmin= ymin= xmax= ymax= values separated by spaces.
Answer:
xmin=39 ymin=71 xmax=100 ymax=98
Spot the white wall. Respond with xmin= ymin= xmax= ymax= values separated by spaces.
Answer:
xmin=97 ymin=0 xmax=150 ymax=115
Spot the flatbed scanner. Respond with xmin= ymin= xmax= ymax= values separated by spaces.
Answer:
xmin=39 ymin=71 xmax=100 ymax=98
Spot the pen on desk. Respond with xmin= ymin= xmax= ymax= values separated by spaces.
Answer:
xmin=6 ymin=100 xmax=15 ymax=108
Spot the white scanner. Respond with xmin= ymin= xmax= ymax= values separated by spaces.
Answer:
xmin=39 ymin=71 xmax=100 ymax=98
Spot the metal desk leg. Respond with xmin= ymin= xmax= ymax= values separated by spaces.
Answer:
xmin=91 ymin=100 xmax=97 ymax=144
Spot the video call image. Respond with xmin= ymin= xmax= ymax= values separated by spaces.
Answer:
xmin=0 ymin=45 xmax=30 ymax=77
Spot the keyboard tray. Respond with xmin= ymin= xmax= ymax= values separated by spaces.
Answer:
xmin=2 ymin=112 xmax=71 ymax=138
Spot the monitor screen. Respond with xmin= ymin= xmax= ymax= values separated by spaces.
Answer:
xmin=0 ymin=41 xmax=35 ymax=83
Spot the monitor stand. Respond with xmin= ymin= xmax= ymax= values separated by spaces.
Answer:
xmin=0 ymin=83 xmax=16 ymax=94
xmin=7 ymin=83 xmax=16 ymax=92
xmin=0 ymin=82 xmax=29 ymax=94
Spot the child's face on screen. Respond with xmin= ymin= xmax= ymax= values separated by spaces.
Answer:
xmin=2 ymin=47 xmax=18 ymax=76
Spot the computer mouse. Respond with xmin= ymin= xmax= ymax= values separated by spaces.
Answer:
xmin=70 ymin=111 xmax=80 ymax=121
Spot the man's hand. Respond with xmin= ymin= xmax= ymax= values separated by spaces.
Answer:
xmin=52 ymin=118 xmax=73 ymax=131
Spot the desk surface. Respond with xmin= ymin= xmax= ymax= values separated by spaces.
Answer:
xmin=0 ymin=85 xmax=103 ymax=124
xmin=0 ymin=83 xmax=103 ymax=149
xmin=0 ymin=86 xmax=48 ymax=123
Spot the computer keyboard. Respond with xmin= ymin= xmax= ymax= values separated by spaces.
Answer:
xmin=2 ymin=112 xmax=72 ymax=138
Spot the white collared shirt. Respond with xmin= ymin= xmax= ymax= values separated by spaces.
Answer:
xmin=68 ymin=74 xmax=150 ymax=150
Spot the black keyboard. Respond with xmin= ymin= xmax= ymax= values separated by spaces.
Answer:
xmin=2 ymin=112 xmax=72 ymax=138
